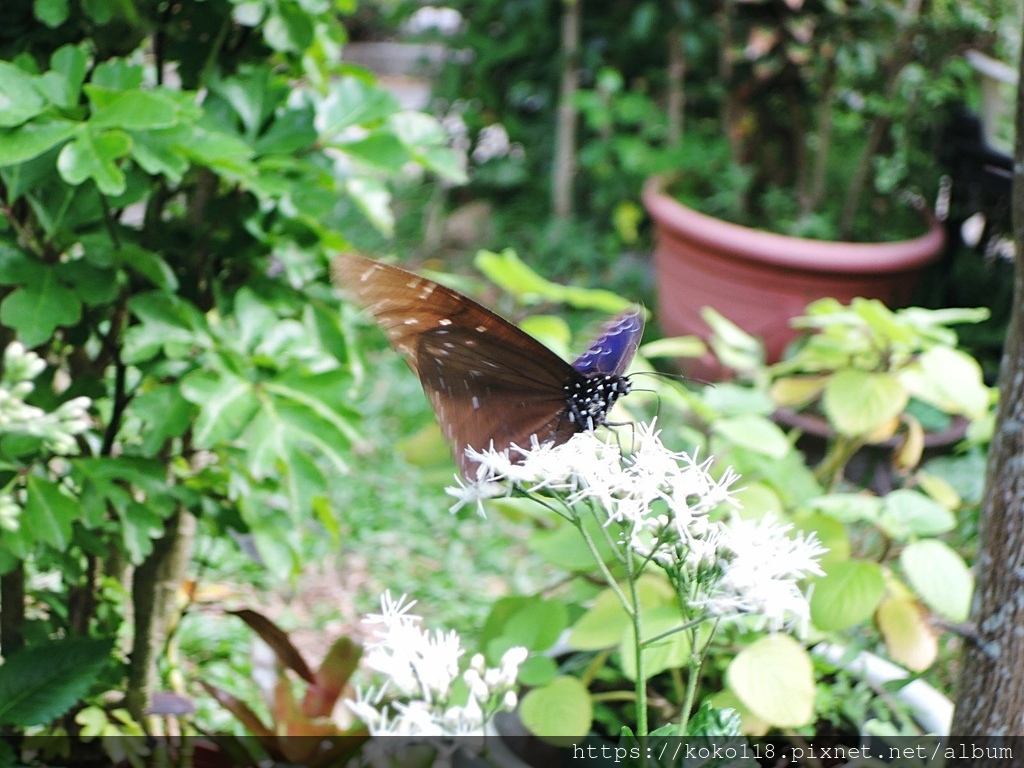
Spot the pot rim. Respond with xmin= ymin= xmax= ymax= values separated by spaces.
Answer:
xmin=642 ymin=176 xmax=946 ymax=274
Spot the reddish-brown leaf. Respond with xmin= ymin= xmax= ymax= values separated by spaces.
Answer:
xmin=302 ymin=637 xmax=362 ymax=718
xmin=231 ymin=609 xmax=316 ymax=683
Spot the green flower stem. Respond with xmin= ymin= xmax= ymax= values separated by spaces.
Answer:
xmin=625 ymin=545 xmax=648 ymax=735
xmin=575 ymin=513 xmax=634 ymax=617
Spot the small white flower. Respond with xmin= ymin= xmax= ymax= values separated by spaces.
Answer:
xmin=701 ymin=514 xmax=827 ymax=632
xmin=445 ymin=475 xmax=504 ymax=516
xmin=472 ymin=124 xmax=511 ymax=163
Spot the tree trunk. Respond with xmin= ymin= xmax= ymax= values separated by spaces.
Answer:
xmin=951 ymin=10 xmax=1024 ymax=737
xmin=126 ymin=509 xmax=195 ymax=723
xmin=552 ymin=0 xmax=580 ymax=220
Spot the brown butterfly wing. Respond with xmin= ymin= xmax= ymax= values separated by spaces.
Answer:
xmin=333 ymin=254 xmax=585 ymax=476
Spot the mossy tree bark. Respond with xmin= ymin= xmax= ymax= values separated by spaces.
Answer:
xmin=126 ymin=509 xmax=195 ymax=723
xmin=951 ymin=8 xmax=1024 ymax=737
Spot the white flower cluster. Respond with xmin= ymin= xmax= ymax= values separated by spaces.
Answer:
xmin=346 ymin=592 xmax=526 ymax=737
xmin=403 ymin=6 xmax=464 ymax=36
xmin=0 ymin=342 xmax=91 ymax=455
xmin=447 ymin=423 xmax=825 ymax=633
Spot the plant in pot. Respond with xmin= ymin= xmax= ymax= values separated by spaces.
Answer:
xmin=643 ymin=0 xmax=990 ymax=379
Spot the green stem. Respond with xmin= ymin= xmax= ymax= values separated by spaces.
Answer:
xmin=625 ymin=547 xmax=648 ymax=735
xmin=577 ymin=515 xmax=634 ymax=616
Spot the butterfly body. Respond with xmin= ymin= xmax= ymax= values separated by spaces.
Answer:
xmin=334 ymin=254 xmax=643 ymax=477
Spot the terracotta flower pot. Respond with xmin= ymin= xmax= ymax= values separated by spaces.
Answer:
xmin=643 ymin=177 xmax=946 ymax=380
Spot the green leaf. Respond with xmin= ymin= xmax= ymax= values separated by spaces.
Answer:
xmin=0 ymin=636 xmax=114 ymax=726
xmin=619 ymin=606 xmax=690 ymax=681
xmin=56 ymin=260 xmax=119 ymax=306
xmin=128 ymin=125 xmax=191 ymax=183
xmin=639 ymin=336 xmax=707 ymax=360
xmin=319 ymin=77 xmax=399 ymax=137
xmin=475 ymin=249 xmax=633 ymax=313
xmin=900 ymin=539 xmax=973 ymax=623
xmin=519 ymin=676 xmax=592 ymax=741
xmin=57 ymin=126 xmax=132 ymax=195
xmin=529 ymin=516 xmax=616 ymax=572
xmin=0 ymin=245 xmax=46 ymax=285
xmin=500 ymin=600 xmax=567 ymax=652
xmin=344 ymin=177 xmax=393 ymax=236
xmin=180 ymin=370 xmax=260 ymax=447
xmin=517 ymin=655 xmax=558 ymax=687
xmin=569 ymin=588 xmax=630 ymax=651
xmin=36 ymin=46 xmax=87 ymax=107
xmin=0 ymin=63 xmax=45 ymax=127
xmin=0 ymin=120 xmax=79 ymax=166
xmin=34 ymin=0 xmax=69 ymax=26
xmin=877 ymin=489 xmax=955 ymax=540
xmin=116 ymin=245 xmax=178 ymax=291
xmin=804 ymin=493 xmax=883 ymax=525
xmin=23 ymin=475 xmax=77 ymax=550
xmin=900 ymin=346 xmax=990 ymax=419
xmin=0 ymin=270 xmax=82 ymax=347
xmin=118 ymin=502 xmax=168 ymax=563
xmin=810 ymin=560 xmax=885 ymax=631
xmin=416 ymin=145 xmax=468 ymax=184
xmin=87 ymin=88 xmax=179 ymax=130
xmin=338 ymin=133 xmax=409 ymax=173
xmin=712 ymin=414 xmax=790 ymax=459
xmin=822 ymin=370 xmax=908 ymax=437
xmin=726 ymin=635 xmax=814 ymax=728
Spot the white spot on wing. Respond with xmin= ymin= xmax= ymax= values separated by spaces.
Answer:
xmin=439 ymin=318 xmax=453 ymax=326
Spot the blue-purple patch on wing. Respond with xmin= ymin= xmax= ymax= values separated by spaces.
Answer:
xmin=571 ymin=309 xmax=645 ymax=376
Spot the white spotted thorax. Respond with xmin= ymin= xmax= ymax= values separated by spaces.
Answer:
xmin=565 ymin=373 xmax=631 ymax=430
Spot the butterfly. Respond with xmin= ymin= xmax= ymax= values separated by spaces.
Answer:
xmin=333 ymin=253 xmax=644 ymax=477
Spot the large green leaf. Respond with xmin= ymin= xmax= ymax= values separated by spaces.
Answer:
xmin=0 ymin=63 xmax=45 ymax=127
xmin=619 ymin=606 xmax=691 ymax=681
xmin=519 ymin=676 xmax=592 ymax=740
xmin=87 ymin=88 xmax=179 ymax=130
xmin=23 ymin=475 xmax=77 ymax=551
xmin=0 ymin=636 xmax=114 ymax=726
xmin=822 ymin=370 xmax=907 ymax=437
xmin=180 ymin=370 xmax=261 ymax=447
xmin=36 ymin=45 xmax=86 ymax=107
xmin=877 ymin=489 xmax=955 ymax=540
xmin=900 ymin=539 xmax=973 ymax=623
xmin=726 ymin=635 xmax=814 ymax=728
xmin=319 ymin=77 xmax=399 ymax=137
xmin=712 ymin=415 xmax=790 ymax=459
xmin=57 ymin=126 xmax=132 ymax=195
xmin=0 ymin=269 xmax=82 ymax=347
xmin=0 ymin=120 xmax=79 ymax=166
xmin=810 ymin=560 xmax=885 ymax=631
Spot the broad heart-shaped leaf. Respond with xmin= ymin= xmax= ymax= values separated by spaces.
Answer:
xmin=619 ymin=606 xmax=691 ymax=682
xmin=0 ymin=636 xmax=114 ymax=726
xmin=23 ymin=474 xmax=77 ymax=551
xmin=876 ymin=489 xmax=955 ymax=540
xmin=57 ymin=126 xmax=132 ymax=195
xmin=726 ymin=634 xmax=814 ymax=728
xmin=900 ymin=539 xmax=973 ymax=623
xmin=810 ymin=560 xmax=885 ymax=631
xmin=128 ymin=125 xmax=191 ymax=183
xmin=876 ymin=596 xmax=938 ymax=672
xmin=500 ymin=600 xmax=568 ymax=653
xmin=712 ymin=414 xmax=790 ymax=459
xmin=899 ymin=346 xmax=990 ymax=419
xmin=0 ymin=120 xmax=79 ymax=166
xmin=822 ymin=369 xmax=908 ymax=437
xmin=0 ymin=269 xmax=82 ymax=347
xmin=519 ymin=675 xmax=592 ymax=741
xmin=0 ymin=62 xmax=45 ymax=127
xmin=569 ymin=588 xmax=631 ymax=651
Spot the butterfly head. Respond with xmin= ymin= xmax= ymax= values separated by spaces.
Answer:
xmin=565 ymin=374 xmax=632 ymax=432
